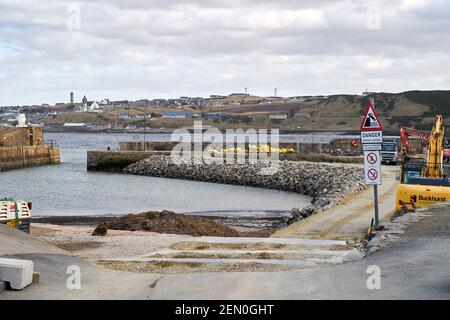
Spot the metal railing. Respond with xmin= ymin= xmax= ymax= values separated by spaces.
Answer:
xmin=45 ymin=139 xmax=58 ymax=147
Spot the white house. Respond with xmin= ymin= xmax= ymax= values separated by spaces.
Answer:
xmin=89 ymin=101 xmax=102 ymax=113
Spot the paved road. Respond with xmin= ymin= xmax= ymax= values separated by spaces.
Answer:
xmin=2 ymin=238 xmax=448 ymax=299
xmin=150 ymin=238 xmax=450 ymax=299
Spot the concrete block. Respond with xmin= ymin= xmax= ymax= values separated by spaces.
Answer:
xmin=0 ymin=258 xmax=34 ymax=290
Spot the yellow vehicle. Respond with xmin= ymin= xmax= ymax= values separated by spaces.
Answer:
xmin=396 ymin=115 xmax=449 ymax=211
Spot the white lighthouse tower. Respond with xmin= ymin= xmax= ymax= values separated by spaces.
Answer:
xmin=17 ymin=114 xmax=27 ymax=127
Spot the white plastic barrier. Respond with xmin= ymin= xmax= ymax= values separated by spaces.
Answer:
xmin=0 ymin=258 xmax=34 ymax=290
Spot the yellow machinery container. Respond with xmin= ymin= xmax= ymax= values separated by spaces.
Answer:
xmin=396 ymin=183 xmax=449 ymax=211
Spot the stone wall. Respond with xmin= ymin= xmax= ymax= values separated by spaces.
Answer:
xmin=280 ymin=153 xmax=363 ymax=164
xmin=0 ymin=127 xmax=44 ymax=147
xmin=119 ymin=141 xmax=175 ymax=152
xmin=0 ymin=146 xmax=60 ymax=172
xmin=124 ymin=155 xmax=366 ymax=224
xmin=118 ymin=139 xmax=365 ymax=156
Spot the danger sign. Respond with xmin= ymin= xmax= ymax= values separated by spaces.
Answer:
xmin=360 ymin=102 xmax=383 ymax=131
xmin=364 ymin=150 xmax=381 ymax=185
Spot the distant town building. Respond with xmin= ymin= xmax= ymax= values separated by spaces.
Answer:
xmin=201 ymin=112 xmax=224 ymax=119
xmin=294 ymin=112 xmax=311 ymax=119
xmin=162 ymin=112 xmax=193 ymax=119
xmin=99 ymin=99 xmax=110 ymax=106
xmin=89 ymin=101 xmax=102 ymax=113
xmin=230 ymin=93 xmax=249 ymax=97
xmin=63 ymin=122 xmax=90 ymax=129
xmin=70 ymin=92 xmax=74 ymax=104
xmin=210 ymin=95 xmax=226 ymax=99
xmin=119 ymin=113 xmax=151 ymax=120
xmin=268 ymin=114 xmax=288 ymax=120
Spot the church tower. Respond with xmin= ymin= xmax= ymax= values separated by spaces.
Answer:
xmin=82 ymin=96 xmax=88 ymax=112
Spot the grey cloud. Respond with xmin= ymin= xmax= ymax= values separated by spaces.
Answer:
xmin=1 ymin=0 xmax=450 ymax=105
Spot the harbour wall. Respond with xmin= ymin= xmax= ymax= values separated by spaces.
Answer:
xmin=0 ymin=146 xmax=61 ymax=172
xmin=87 ymin=150 xmax=170 ymax=171
xmin=88 ymin=138 xmax=366 ymax=172
xmin=87 ymin=149 xmax=363 ymax=172
xmin=118 ymin=139 xmax=365 ymax=155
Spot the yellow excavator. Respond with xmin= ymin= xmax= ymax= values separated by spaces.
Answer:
xmin=396 ymin=115 xmax=449 ymax=211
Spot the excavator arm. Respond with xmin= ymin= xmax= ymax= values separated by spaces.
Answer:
xmin=425 ymin=115 xmax=445 ymax=178
xmin=400 ymin=127 xmax=430 ymax=154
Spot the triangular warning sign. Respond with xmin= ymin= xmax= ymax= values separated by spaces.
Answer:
xmin=360 ymin=102 xmax=383 ymax=131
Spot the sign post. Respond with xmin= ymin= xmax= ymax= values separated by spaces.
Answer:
xmin=360 ymin=99 xmax=383 ymax=229
xmin=374 ymin=183 xmax=379 ymax=228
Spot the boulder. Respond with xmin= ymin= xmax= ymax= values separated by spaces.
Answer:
xmin=92 ymin=222 xmax=108 ymax=236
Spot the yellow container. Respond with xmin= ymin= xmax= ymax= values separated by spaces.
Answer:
xmin=396 ymin=183 xmax=449 ymax=211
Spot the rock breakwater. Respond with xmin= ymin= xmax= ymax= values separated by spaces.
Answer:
xmin=124 ymin=155 xmax=366 ymax=224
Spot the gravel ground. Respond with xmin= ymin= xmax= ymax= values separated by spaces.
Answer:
xmin=402 ymin=203 xmax=450 ymax=238
xmin=367 ymin=202 xmax=450 ymax=254
xmin=97 ymin=260 xmax=306 ymax=273
xmin=32 ymin=223 xmax=192 ymax=261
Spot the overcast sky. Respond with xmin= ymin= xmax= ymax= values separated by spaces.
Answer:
xmin=1 ymin=0 xmax=449 ymax=105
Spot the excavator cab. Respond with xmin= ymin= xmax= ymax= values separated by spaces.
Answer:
xmin=444 ymin=139 xmax=450 ymax=163
xmin=400 ymin=158 xmax=424 ymax=184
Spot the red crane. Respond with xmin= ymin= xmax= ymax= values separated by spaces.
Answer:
xmin=400 ymin=126 xmax=450 ymax=162
xmin=400 ymin=127 xmax=430 ymax=154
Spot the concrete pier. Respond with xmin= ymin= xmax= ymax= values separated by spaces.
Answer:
xmin=0 ymin=146 xmax=60 ymax=172
xmin=87 ymin=150 xmax=170 ymax=171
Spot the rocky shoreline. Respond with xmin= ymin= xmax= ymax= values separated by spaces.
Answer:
xmin=124 ymin=155 xmax=366 ymax=224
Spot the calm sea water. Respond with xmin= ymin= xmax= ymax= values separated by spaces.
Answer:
xmin=0 ymin=132 xmax=334 ymax=217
